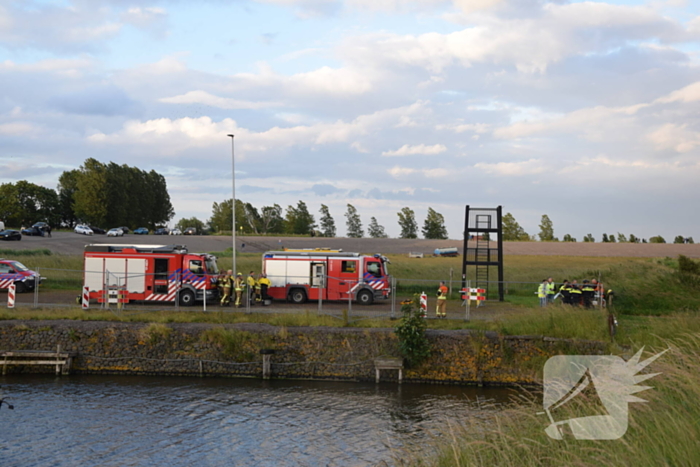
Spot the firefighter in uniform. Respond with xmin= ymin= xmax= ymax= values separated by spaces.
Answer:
xmin=569 ymin=281 xmax=583 ymax=306
xmin=436 ymin=281 xmax=448 ymax=318
xmin=220 ymin=270 xmax=233 ymax=306
xmin=234 ymin=272 xmax=244 ymax=307
xmin=258 ymin=273 xmax=271 ymax=303
xmin=559 ymin=280 xmax=571 ymax=305
xmin=247 ymin=271 xmax=257 ymax=305
xmin=582 ymin=280 xmax=595 ymax=309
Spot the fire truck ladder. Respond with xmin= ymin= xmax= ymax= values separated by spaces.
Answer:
xmin=474 ymin=215 xmax=491 ymax=296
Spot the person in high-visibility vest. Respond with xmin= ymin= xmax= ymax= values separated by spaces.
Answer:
xmin=234 ymin=272 xmax=244 ymax=307
xmin=546 ymin=277 xmax=556 ymax=304
xmin=258 ymin=273 xmax=271 ymax=302
xmin=220 ymin=270 xmax=233 ymax=306
xmin=436 ymin=281 xmax=448 ymax=318
xmin=247 ymin=271 xmax=257 ymax=305
xmin=538 ymin=279 xmax=548 ymax=307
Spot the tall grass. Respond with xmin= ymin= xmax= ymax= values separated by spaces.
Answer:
xmin=407 ymin=334 xmax=700 ymax=467
xmin=0 ymin=248 xmax=52 ymax=256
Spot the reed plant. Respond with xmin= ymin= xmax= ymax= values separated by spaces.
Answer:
xmin=406 ymin=334 xmax=700 ymax=467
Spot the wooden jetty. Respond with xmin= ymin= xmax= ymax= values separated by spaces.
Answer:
xmin=1 ymin=345 xmax=74 ymax=375
xmin=374 ymin=357 xmax=404 ymax=384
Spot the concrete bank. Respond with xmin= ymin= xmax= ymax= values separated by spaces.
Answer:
xmin=0 ymin=321 xmax=606 ymax=385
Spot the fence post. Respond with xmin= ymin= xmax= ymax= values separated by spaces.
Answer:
xmin=465 ymin=280 xmax=471 ymax=322
xmin=203 ymin=274 xmax=207 ymax=312
xmin=7 ymin=283 xmax=15 ymax=309
xmin=390 ymin=276 xmax=396 ymax=319
xmin=82 ymin=285 xmax=90 ymax=310
xmin=33 ymin=267 xmax=39 ymax=308
xmin=317 ymin=271 xmax=323 ymax=315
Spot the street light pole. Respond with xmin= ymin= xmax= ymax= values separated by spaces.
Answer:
xmin=227 ymin=134 xmax=236 ymax=275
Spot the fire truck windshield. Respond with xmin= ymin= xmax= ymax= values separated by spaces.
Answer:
xmin=8 ymin=261 xmax=29 ymax=272
xmin=205 ymin=257 xmax=219 ymax=274
xmin=367 ymin=261 xmax=382 ymax=278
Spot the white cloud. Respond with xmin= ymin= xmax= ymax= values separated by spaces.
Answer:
xmin=655 ymin=80 xmax=700 ymax=103
xmin=160 ymin=90 xmax=280 ymax=110
xmin=648 ymin=123 xmax=700 ymax=153
xmin=475 ymin=158 xmax=547 ymax=176
xmin=0 ymin=122 xmax=36 ymax=135
xmin=382 ymin=143 xmax=447 ymax=156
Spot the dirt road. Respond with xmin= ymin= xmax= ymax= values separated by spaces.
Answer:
xmin=2 ymin=232 xmax=699 ymax=257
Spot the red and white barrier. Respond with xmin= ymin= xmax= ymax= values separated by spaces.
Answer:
xmin=420 ymin=291 xmax=427 ymax=317
xmin=82 ymin=285 xmax=90 ymax=310
xmin=7 ymin=283 xmax=15 ymax=308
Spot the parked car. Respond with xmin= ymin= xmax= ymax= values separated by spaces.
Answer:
xmin=22 ymin=226 xmax=44 ymax=236
xmin=0 ymin=230 xmax=21 ymax=241
xmin=89 ymin=226 xmax=106 ymax=235
xmin=154 ymin=227 xmax=169 ymax=235
xmin=107 ymin=228 xmax=124 ymax=237
xmin=0 ymin=258 xmax=41 ymax=293
xmin=133 ymin=227 xmax=149 ymax=235
xmin=118 ymin=226 xmax=130 ymax=234
xmin=169 ymin=228 xmax=182 ymax=236
xmin=74 ymin=224 xmax=94 ymax=236
xmin=184 ymin=227 xmax=197 ymax=235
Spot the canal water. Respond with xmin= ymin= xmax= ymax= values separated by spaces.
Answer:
xmin=0 ymin=375 xmax=518 ymax=467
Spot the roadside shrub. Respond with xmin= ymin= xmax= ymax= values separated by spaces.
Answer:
xmin=394 ymin=297 xmax=431 ymax=367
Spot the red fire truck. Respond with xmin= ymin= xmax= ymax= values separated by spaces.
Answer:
xmin=83 ymin=244 xmax=220 ymax=306
xmin=262 ymin=249 xmax=391 ymax=305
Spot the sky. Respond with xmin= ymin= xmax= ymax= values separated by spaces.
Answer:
xmin=1 ymin=0 xmax=699 ymax=241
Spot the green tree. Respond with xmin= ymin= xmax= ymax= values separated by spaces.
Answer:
xmin=562 ymin=234 xmax=576 ymax=242
xmin=397 ymin=207 xmax=418 ymax=239
xmin=601 ymin=233 xmax=609 ymax=243
xmin=57 ymin=170 xmax=80 ymax=227
xmin=608 ymin=234 xmax=616 ymax=243
xmin=422 ymin=207 xmax=448 ymax=239
xmin=260 ymin=204 xmax=284 ymax=234
xmin=318 ymin=204 xmax=336 ymax=237
xmin=368 ymin=217 xmax=388 ymax=238
xmin=285 ymin=201 xmax=315 ymax=235
xmin=629 ymin=234 xmax=640 ymax=243
xmin=176 ymin=217 xmax=206 ymax=233
xmin=242 ymin=202 xmax=261 ymax=234
xmin=502 ymin=212 xmax=529 ymax=241
xmin=674 ymin=235 xmax=685 ymax=244
xmin=583 ymin=233 xmax=595 ymax=242
xmin=649 ymin=235 xmax=666 ymax=243
xmin=209 ymin=199 xmax=233 ymax=233
xmin=0 ymin=181 xmax=60 ymax=227
xmin=617 ymin=232 xmax=628 ymax=243
xmin=538 ymin=214 xmax=555 ymax=241
xmin=345 ymin=204 xmax=364 ymax=238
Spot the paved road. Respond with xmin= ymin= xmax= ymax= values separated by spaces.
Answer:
xmin=2 ymin=232 xmax=699 ymax=257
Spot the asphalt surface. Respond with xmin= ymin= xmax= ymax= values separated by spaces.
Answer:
xmin=2 ymin=231 xmax=699 ymax=257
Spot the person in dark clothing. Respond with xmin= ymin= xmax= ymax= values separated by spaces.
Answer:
xmin=569 ymin=281 xmax=582 ymax=306
xmin=559 ymin=280 xmax=571 ymax=305
xmin=581 ymin=280 xmax=595 ymax=308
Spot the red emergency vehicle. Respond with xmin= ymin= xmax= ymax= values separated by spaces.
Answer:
xmin=262 ymin=249 xmax=391 ymax=305
xmin=83 ymin=244 xmax=219 ymax=306
xmin=0 ymin=258 xmax=42 ymax=293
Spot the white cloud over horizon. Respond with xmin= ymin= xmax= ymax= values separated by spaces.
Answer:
xmin=0 ymin=0 xmax=699 ymax=240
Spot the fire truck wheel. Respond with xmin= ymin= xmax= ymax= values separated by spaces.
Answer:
xmin=289 ymin=289 xmax=307 ymax=304
xmin=178 ymin=289 xmax=196 ymax=306
xmin=357 ymin=289 xmax=374 ymax=306
xmin=14 ymin=282 xmax=26 ymax=294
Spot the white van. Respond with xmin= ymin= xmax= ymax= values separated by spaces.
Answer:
xmin=0 ymin=221 xmax=5 ymax=231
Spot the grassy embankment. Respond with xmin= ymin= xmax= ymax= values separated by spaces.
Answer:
xmin=407 ymin=333 xmax=700 ymax=467
xmin=2 ymin=249 xmax=700 ymax=344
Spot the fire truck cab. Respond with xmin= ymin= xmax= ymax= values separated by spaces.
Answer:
xmin=84 ymin=244 xmax=219 ymax=306
xmin=263 ymin=249 xmax=391 ymax=305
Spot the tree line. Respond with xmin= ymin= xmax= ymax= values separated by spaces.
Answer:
xmin=0 ymin=158 xmax=174 ymax=229
xmin=206 ymin=200 xmax=450 ymax=239
xmin=503 ymin=213 xmax=694 ymax=244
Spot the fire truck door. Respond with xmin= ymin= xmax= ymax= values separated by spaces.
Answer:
xmin=311 ymin=262 xmax=326 ymax=299
xmin=327 ymin=259 xmax=358 ymax=300
xmin=154 ymin=258 xmax=169 ymax=294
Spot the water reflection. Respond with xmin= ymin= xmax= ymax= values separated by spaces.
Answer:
xmin=0 ymin=375 xmax=518 ymax=467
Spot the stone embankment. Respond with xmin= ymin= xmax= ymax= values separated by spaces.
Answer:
xmin=0 ymin=321 xmax=606 ymax=385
